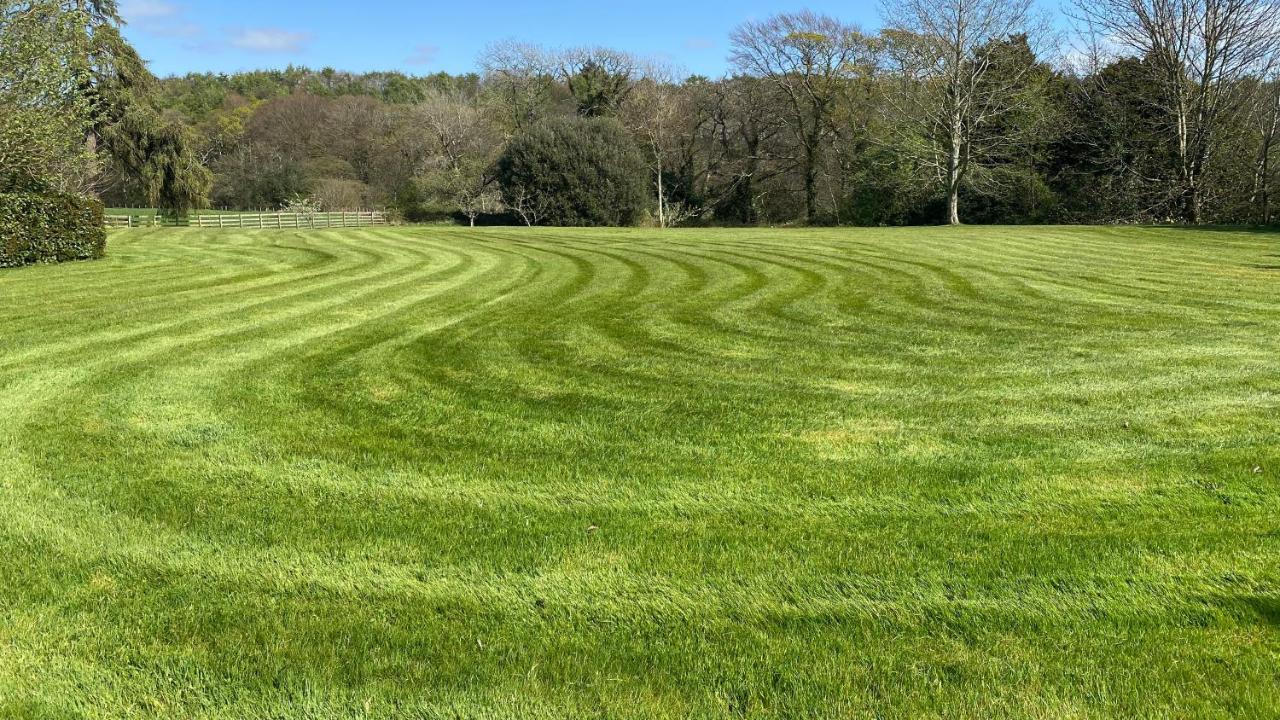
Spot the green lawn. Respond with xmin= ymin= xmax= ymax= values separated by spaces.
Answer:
xmin=1 ymin=226 xmax=1277 ymax=718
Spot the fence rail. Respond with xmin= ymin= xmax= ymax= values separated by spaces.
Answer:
xmin=105 ymin=211 xmax=388 ymax=229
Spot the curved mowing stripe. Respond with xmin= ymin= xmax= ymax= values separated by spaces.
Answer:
xmin=0 ymin=225 xmax=1278 ymax=719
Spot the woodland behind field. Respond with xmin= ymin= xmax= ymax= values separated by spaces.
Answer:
xmin=5 ymin=0 xmax=1280 ymax=227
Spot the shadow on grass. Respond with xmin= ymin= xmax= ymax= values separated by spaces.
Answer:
xmin=1125 ymin=226 xmax=1279 ymax=270
xmin=1244 ymin=596 xmax=1280 ymax=628
xmin=1155 ymin=224 xmax=1280 ymax=235
xmin=1202 ymin=594 xmax=1280 ymax=628
xmin=1246 ymin=252 xmax=1280 ymax=270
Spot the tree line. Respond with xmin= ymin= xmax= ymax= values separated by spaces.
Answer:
xmin=5 ymin=0 xmax=1280 ymax=227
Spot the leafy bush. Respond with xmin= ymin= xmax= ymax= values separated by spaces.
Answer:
xmin=0 ymin=192 xmax=106 ymax=268
xmin=496 ymin=116 xmax=646 ymax=227
xmin=393 ymin=179 xmax=462 ymax=223
xmin=0 ymin=2 xmax=97 ymax=196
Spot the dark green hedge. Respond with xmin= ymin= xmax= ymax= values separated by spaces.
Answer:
xmin=496 ymin=116 xmax=647 ymax=227
xmin=0 ymin=192 xmax=106 ymax=268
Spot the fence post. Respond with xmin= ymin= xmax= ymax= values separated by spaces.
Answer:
xmin=107 ymin=209 xmax=388 ymax=230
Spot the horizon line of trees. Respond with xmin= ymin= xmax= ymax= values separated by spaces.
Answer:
xmin=6 ymin=0 xmax=1280 ymax=228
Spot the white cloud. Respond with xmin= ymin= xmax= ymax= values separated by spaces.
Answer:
xmin=406 ymin=44 xmax=440 ymax=66
xmin=121 ymin=0 xmax=179 ymax=19
xmin=122 ymin=0 xmax=202 ymax=38
xmin=684 ymin=37 xmax=715 ymax=51
xmin=229 ymin=28 xmax=312 ymax=53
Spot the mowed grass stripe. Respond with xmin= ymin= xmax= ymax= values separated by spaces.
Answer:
xmin=1 ymin=226 xmax=1278 ymax=719
xmin=0 ymin=231 xmax=500 ymax=375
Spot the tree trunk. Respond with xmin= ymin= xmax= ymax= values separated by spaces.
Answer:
xmin=1184 ymin=165 xmax=1203 ymax=224
xmin=656 ymin=159 xmax=666 ymax=229
xmin=1175 ymin=90 xmax=1198 ymax=224
xmin=1253 ymin=99 xmax=1278 ymax=224
xmin=946 ymin=109 xmax=963 ymax=226
xmin=1268 ymin=100 xmax=1279 ymax=225
xmin=741 ymin=141 xmax=759 ymax=225
xmin=804 ymin=106 xmax=825 ymax=225
xmin=1262 ymin=149 xmax=1272 ymax=224
xmin=804 ymin=148 xmax=817 ymax=225
xmin=947 ymin=144 xmax=962 ymax=225
xmin=1265 ymin=148 xmax=1273 ymax=224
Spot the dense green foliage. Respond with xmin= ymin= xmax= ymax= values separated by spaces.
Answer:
xmin=0 ymin=0 xmax=209 ymax=220
xmin=1 ymin=226 xmax=1277 ymax=717
xmin=139 ymin=46 xmax=1280 ymax=225
xmin=154 ymin=66 xmax=479 ymax=116
xmin=496 ymin=117 xmax=647 ymax=226
xmin=0 ymin=191 xmax=105 ymax=266
xmin=53 ymin=0 xmax=212 ymax=214
xmin=0 ymin=1 xmax=95 ymax=194
xmin=104 ymin=104 xmax=213 ymax=215
xmin=6 ymin=5 xmax=1277 ymax=225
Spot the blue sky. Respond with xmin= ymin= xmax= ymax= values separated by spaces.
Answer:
xmin=119 ymin=0 xmax=896 ymax=78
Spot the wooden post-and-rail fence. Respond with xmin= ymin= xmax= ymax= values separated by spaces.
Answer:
xmin=104 ymin=211 xmax=388 ymax=230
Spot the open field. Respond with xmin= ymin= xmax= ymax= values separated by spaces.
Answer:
xmin=1 ymin=226 xmax=1278 ymax=718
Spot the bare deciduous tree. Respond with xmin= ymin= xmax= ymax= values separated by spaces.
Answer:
xmin=881 ymin=0 xmax=1049 ymax=225
xmin=731 ymin=11 xmax=873 ymax=223
xmin=413 ymin=89 xmax=494 ymax=171
xmin=245 ymin=94 xmax=330 ymax=162
xmin=704 ymin=76 xmax=789 ymax=224
xmin=622 ymin=71 xmax=691 ymax=227
xmin=311 ymin=178 xmax=372 ymax=211
xmin=508 ymin=186 xmax=549 ymax=227
xmin=479 ymin=40 xmax=557 ymax=132
xmin=454 ymin=179 xmax=502 ymax=227
xmin=410 ymin=89 xmax=502 ymax=223
xmin=1249 ymin=76 xmax=1280 ymax=222
xmin=1073 ymin=0 xmax=1280 ymax=223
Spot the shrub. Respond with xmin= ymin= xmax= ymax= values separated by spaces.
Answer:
xmin=496 ymin=116 xmax=647 ymax=227
xmin=311 ymin=178 xmax=376 ymax=211
xmin=0 ymin=192 xmax=106 ymax=268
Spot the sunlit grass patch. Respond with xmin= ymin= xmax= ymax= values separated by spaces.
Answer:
xmin=0 ymin=225 xmax=1277 ymax=718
